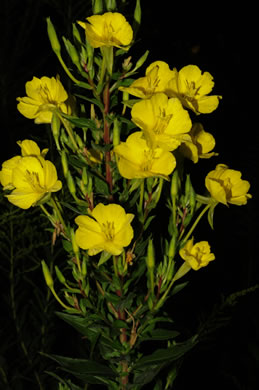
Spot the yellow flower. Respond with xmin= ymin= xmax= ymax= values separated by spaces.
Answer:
xmin=1 ymin=156 xmax=62 ymax=209
xmin=113 ymin=131 xmax=176 ymax=179
xmin=167 ymin=65 xmax=221 ymax=114
xmin=205 ymin=164 xmax=252 ymax=206
xmin=77 ymin=12 xmax=133 ymax=48
xmin=131 ymin=93 xmax=192 ymax=151
xmin=75 ymin=203 xmax=134 ymax=256
xmin=119 ymin=61 xmax=175 ymax=99
xmin=179 ymin=237 xmax=215 ymax=271
xmin=0 ymin=139 xmax=48 ymax=190
xmin=17 ymin=76 xmax=72 ymax=124
xmin=179 ymin=123 xmax=218 ymax=163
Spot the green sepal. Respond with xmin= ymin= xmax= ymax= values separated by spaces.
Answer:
xmin=98 ymin=251 xmax=112 ymax=266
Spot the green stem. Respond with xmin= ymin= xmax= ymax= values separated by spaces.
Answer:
xmin=58 ymin=113 xmax=79 ymax=152
xmin=113 ymin=255 xmax=118 ymax=278
xmin=180 ymin=203 xmax=210 ymax=243
xmin=50 ymin=196 xmax=66 ymax=232
xmin=50 ymin=287 xmax=72 ymax=310
xmin=154 ymin=274 xmax=176 ymax=312
xmin=138 ymin=179 xmax=145 ymax=216
xmin=56 ymin=53 xmax=81 ymax=84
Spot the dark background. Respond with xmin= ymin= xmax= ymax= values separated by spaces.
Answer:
xmin=0 ymin=1 xmax=258 ymax=389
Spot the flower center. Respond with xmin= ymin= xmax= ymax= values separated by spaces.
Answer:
xmin=101 ymin=221 xmax=115 ymax=241
xmin=222 ymin=177 xmax=232 ymax=199
xmin=154 ymin=108 xmax=172 ymax=135
xmin=141 ymin=150 xmax=155 ymax=171
xmin=25 ymin=170 xmax=45 ymax=192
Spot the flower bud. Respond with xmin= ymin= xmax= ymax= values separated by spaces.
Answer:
xmin=46 ymin=17 xmax=61 ymax=55
xmin=61 ymin=150 xmax=68 ymax=178
xmin=171 ymin=169 xmax=179 ymax=200
xmin=168 ymin=234 xmax=177 ymax=259
xmin=92 ymin=0 xmax=103 ymax=14
xmin=41 ymin=260 xmax=54 ymax=288
xmin=72 ymin=23 xmax=82 ymax=45
xmin=146 ymin=238 xmax=155 ymax=269
xmin=51 ymin=111 xmax=61 ymax=151
xmin=81 ymin=255 xmax=87 ymax=277
xmin=105 ymin=0 xmax=116 ymax=11
xmin=55 ymin=265 xmax=66 ymax=285
xmin=134 ymin=50 xmax=149 ymax=72
xmin=67 ymin=171 xmax=76 ymax=196
xmin=184 ymin=174 xmax=196 ymax=214
xmin=133 ymin=0 xmax=141 ymax=34
xmin=82 ymin=167 xmax=88 ymax=186
xmin=113 ymin=118 xmax=120 ymax=147
xmin=70 ymin=227 xmax=79 ymax=257
xmin=62 ymin=37 xmax=81 ymax=71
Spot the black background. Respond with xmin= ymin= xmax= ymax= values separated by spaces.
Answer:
xmin=0 ymin=1 xmax=258 ymax=389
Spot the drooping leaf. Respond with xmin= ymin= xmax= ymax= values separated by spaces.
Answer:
xmin=133 ymin=336 xmax=197 ymax=368
xmin=141 ymin=329 xmax=180 ymax=341
xmin=40 ymin=353 xmax=116 ymax=383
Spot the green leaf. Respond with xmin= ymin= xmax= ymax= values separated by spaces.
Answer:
xmin=62 ymin=114 xmax=97 ymax=130
xmin=133 ymin=336 xmax=197 ymax=368
xmin=93 ymin=175 xmax=110 ymax=196
xmin=74 ymin=94 xmax=104 ymax=111
xmin=55 ymin=312 xmax=101 ymax=343
xmin=171 ymin=281 xmax=189 ymax=296
xmin=133 ymin=364 xmax=163 ymax=386
xmin=41 ymin=353 xmax=116 ymax=383
xmin=141 ymin=329 xmax=180 ymax=341
xmin=45 ymin=371 xmax=83 ymax=390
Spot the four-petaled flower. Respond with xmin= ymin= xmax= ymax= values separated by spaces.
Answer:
xmin=179 ymin=122 xmax=218 ymax=163
xmin=205 ymin=164 xmax=252 ymax=206
xmin=75 ymin=203 xmax=134 ymax=256
xmin=0 ymin=139 xmax=62 ymax=209
xmin=119 ymin=61 xmax=175 ymax=99
xmin=17 ymin=76 xmax=72 ymax=124
xmin=131 ymin=93 xmax=192 ymax=151
xmin=114 ymin=131 xmax=176 ymax=179
xmin=77 ymin=12 xmax=133 ymax=48
xmin=179 ymin=237 xmax=215 ymax=271
xmin=167 ymin=65 xmax=222 ymax=114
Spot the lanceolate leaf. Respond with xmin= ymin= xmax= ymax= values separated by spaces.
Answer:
xmin=41 ymin=353 xmax=116 ymax=383
xmin=133 ymin=336 xmax=197 ymax=368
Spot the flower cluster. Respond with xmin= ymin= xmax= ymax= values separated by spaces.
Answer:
xmin=0 ymin=7 xmax=253 ymax=389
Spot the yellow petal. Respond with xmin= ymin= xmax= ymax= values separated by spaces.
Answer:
xmin=0 ymin=156 xmax=21 ymax=188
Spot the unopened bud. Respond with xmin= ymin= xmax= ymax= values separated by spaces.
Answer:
xmin=82 ymin=256 xmax=87 ymax=277
xmin=62 ymin=37 xmax=81 ymax=71
xmin=46 ymin=17 xmax=61 ymax=55
xmin=133 ymin=0 xmax=141 ymax=33
xmin=82 ymin=167 xmax=88 ymax=186
xmin=70 ymin=228 xmax=79 ymax=256
xmin=72 ymin=23 xmax=82 ymax=45
xmin=61 ymin=150 xmax=68 ymax=178
xmin=41 ymin=260 xmax=54 ymax=288
xmin=105 ymin=0 xmax=116 ymax=11
xmin=92 ymin=0 xmax=103 ymax=14
xmin=171 ymin=169 xmax=179 ymax=200
xmin=146 ymin=239 xmax=155 ymax=269
xmin=67 ymin=171 xmax=76 ymax=196
xmin=113 ymin=118 xmax=120 ymax=147
xmin=55 ymin=265 xmax=66 ymax=285
xmin=168 ymin=234 xmax=177 ymax=259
